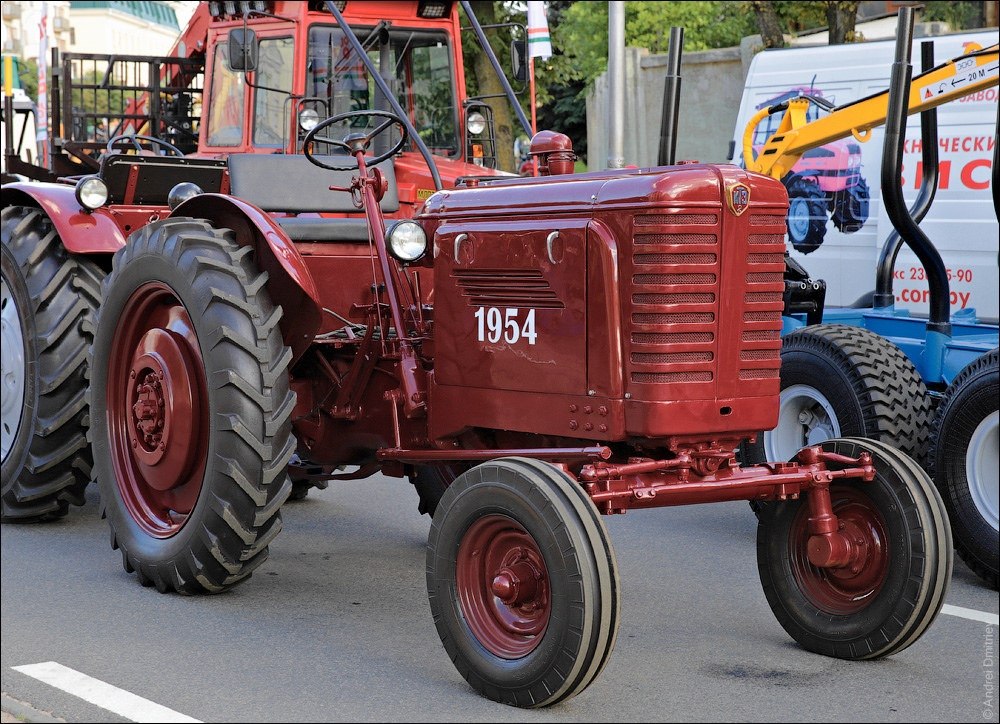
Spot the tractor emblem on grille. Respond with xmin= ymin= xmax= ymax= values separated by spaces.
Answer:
xmin=727 ymin=182 xmax=750 ymax=216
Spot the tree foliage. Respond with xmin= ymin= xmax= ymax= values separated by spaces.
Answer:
xmin=922 ymin=1 xmax=990 ymax=30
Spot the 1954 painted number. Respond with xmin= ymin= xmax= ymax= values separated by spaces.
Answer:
xmin=474 ymin=307 xmax=537 ymax=345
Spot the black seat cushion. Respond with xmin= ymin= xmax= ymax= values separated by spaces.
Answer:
xmin=274 ymin=217 xmax=370 ymax=242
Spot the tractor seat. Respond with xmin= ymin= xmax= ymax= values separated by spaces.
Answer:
xmin=227 ymin=153 xmax=398 ymax=243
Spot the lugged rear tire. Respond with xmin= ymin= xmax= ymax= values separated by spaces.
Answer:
xmin=90 ymin=218 xmax=295 ymax=593
xmin=1 ymin=206 xmax=103 ymax=521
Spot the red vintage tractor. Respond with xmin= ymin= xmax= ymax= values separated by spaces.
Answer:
xmin=1 ymin=1 xmax=952 ymax=709
xmin=75 ymin=109 xmax=947 ymax=705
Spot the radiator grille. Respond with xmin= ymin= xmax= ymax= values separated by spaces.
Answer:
xmin=634 ymin=273 xmax=717 ymax=285
xmin=635 ymin=233 xmax=717 ymax=246
xmin=632 ymin=351 xmax=714 ymax=364
xmin=626 ymin=199 xmax=786 ymax=393
xmin=633 ymin=293 xmax=717 ymax=305
xmin=452 ymin=269 xmax=564 ymax=308
xmin=632 ymin=331 xmax=714 ymax=344
xmin=628 ymin=211 xmax=719 ymax=386
xmin=635 ymin=253 xmax=718 ymax=265
xmin=633 ymin=371 xmax=714 ymax=383
xmin=739 ymin=226 xmax=784 ymax=385
xmin=635 ymin=213 xmax=718 ymax=226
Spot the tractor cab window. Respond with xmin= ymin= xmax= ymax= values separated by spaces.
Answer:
xmin=253 ymin=36 xmax=295 ymax=147
xmin=306 ymin=26 xmax=458 ymax=157
xmin=207 ymin=43 xmax=245 ymax=146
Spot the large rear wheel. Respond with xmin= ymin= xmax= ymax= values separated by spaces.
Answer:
xmin=1 ymin=206 xmax=103 ymax=521
xmin=426 ymin=457 xmax=619 ymax=707
xmin=90 ymin=218 xmax=295 ymax=593
xmin=758 ymin=437 xmax=951 ymax=659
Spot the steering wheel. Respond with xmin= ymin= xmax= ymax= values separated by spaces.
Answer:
xmin=106 ymin=133 xmax=185 ymax=157
xmin=302 ymin=110 xmax=408 ymax=171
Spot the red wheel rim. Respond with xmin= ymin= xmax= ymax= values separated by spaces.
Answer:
xmin=456 ymin=514 xmax=550 ymax=658
xmin=107 ymin=282 xmax=208 ymax=538
xmin=790 ymin=486 xmax=890 ymax=615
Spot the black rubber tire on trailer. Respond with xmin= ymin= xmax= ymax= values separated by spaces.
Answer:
xmin=427 ymin=457 xmax=620 ymax=708
xmin=1 ymin=206 xmax=103 ymax=521
xmin=784 ymin=175 xmax=828 ymax=254
xmin=758 ymin=437 xmax=952 ymax=660
xmin=928 ymin=349 xmax=999 ymax=589
xmin=831 ymin=177 xmax=871 ymax=233
xmin=741 ymin=324 xmax=934 ymax=519
xmin=743 ymin=324 xmax=934 ymax=466
xmin=89 ymin=218 xmax=295 ymax=594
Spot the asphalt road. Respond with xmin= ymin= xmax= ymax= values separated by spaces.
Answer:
xmin=2 ymin=476 xmax=998 ymax=723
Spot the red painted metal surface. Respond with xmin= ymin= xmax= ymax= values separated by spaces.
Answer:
xmin=378 ymin=445 xmax=611 ymax=464
xmin=791 ymin=486 xmax=890 ymax=614
xmin=579 ymin=445 xmax=875 ymax=516
xmin=2 ymin=183 xmax=130 ymax=253
xmin=456 ymin=514 xmax=550 ymax=658
xmin=172 ymin=193 xmax=322 ymax=362
xmin=106 ymin=282 xmax=208 ymax=537
xmin=419 ymin=165 xmax=789 ymax=448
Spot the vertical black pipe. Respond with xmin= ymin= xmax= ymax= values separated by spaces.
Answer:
xmin=657 ymin=27 xmax=684 ymax=167
xmin=880 ymin=7 xmax=950 ymax=334
xmin=873 ymin=40 xmax=939 ymax=308
xmin=458 ymin=0 xmax=533 ymax=138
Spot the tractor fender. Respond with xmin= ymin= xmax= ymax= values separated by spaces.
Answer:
xmin=171 ymin=193 xmax=322 ymax=362
xmin=1 ymin=183 xmax=126 ymax=254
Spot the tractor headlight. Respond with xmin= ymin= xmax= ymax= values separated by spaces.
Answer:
xmin=75 ymin=176 xmax=108 ymax=211
xmin=386 ymin=221 xmax=428 ymax=263
xmin=298 ymin=108 xmax=320 ymax=131
xmin=466 ymin=111 xmax=487 ymax=136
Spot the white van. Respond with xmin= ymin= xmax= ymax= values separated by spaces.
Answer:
xmin=730 ymin=30 xmax=999 ymax=321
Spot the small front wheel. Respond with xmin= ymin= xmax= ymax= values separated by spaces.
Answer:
xmin=758 ymin=437 xmax=951 ymax=660
xmin=426 ymin=457 xmax=619 ymax=707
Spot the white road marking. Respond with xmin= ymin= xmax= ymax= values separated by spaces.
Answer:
xmin=941 ymin=604 xmax=999 ymax=626
xmin=11 ymin=662 xmax=201 ymax=723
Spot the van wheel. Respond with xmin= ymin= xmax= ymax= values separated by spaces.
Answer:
xmin=784 ymin=176 xmax=827 ymax=254
xmin=1 ymin=206 xmax=103 ymax=521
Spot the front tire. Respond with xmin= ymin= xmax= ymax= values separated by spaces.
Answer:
xmin=427 ymin=457 xmax=620 ymax=707
xmin=1 ymin=206 xmax=103 ymax=521
xmin=90 ymin=218 xmax=295 ymax=593
xmin=758 ymin=437 xmax=951 ymax=659
xmin=928 ymin=350 xmax=999 ymax=589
